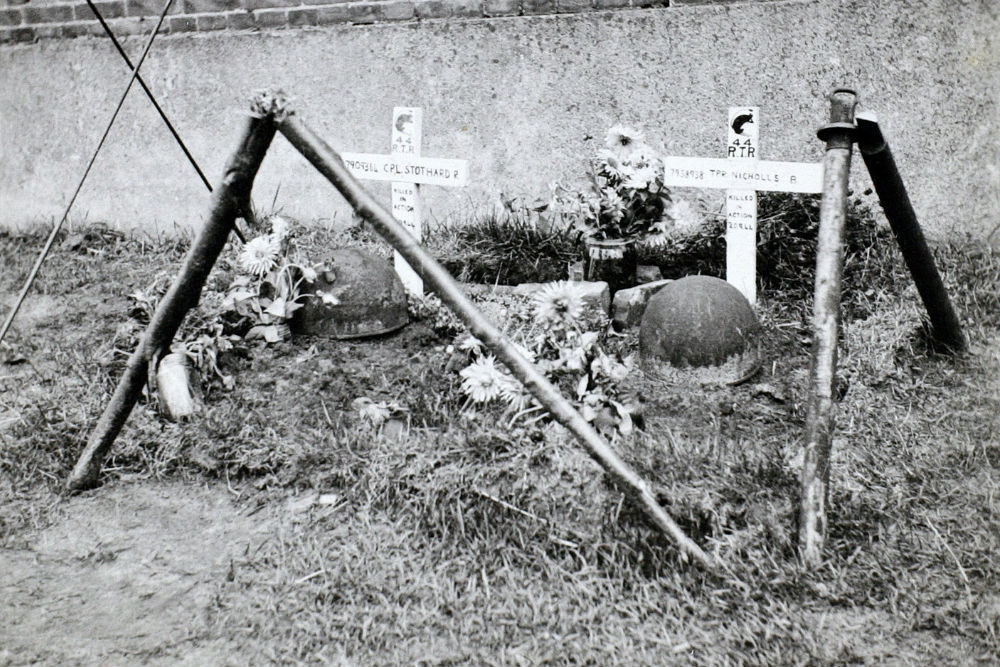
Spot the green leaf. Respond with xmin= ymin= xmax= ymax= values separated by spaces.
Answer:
xmin=264 ymin=297 xmax=287 ymax=318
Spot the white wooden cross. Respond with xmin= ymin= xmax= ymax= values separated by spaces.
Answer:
xmin=661 ymin=107 xmax=824 ymax=305
xmin=340 ymin=107 xmax=469 ymax=295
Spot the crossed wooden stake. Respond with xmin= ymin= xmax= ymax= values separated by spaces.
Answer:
xmin=68 ymin=89 xmax=965 ymax=573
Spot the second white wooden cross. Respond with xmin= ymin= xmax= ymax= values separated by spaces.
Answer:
xmin=661 ymin=107 xmax=824 ymax=306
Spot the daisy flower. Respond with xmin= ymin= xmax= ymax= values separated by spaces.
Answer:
xmin=534 ymin=281 xmax=586 ymax=329
xmin=667 ymin=198 xmax=706 ymax=234
xmin=605 ymin=125 xmax=645 ymax=157
xmin=459 ymin=355 xmax=505 ymax=403
xmin=239 ymin=236 xmax=280 ymax=277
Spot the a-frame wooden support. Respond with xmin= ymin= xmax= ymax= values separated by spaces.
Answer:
xmin=68 ymin=90 xmax=720 ymax=574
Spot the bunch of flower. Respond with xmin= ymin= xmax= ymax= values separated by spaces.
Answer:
xmin=126 ymin=282 xmax=240 ymax=392
xmin=548 ymin=125 xmax=674 ymax=242
xmin=223 ymin=216 xmax=335 ymax=343
xmin=457 ymin=281 xmax=637 ymax=436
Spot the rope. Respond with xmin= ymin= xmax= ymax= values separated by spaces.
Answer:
xmin=0 ymin=0 xmax=175 ymax=346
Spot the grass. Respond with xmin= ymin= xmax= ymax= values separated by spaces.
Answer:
xmin=430 ymin=192 xmax=907 ymax=324
xmin=427 ymin=205 xmax=584 ymax=285
xmin=2 ymin=212 xmax=999 ymax=665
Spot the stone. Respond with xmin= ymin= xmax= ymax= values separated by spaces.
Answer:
xmin=638 ymin=275 xmax=762 ymax=386
xmin=611 ymin=278 xmax=673 ymax=330
xmin=155 ymin=352 xmax=201 ymax=421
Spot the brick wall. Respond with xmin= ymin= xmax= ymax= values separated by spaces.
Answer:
xmin=0 ymin=0 xmax=772 ymax=44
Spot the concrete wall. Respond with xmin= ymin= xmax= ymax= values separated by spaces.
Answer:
xmin=1 ymin=0 xmax=997 ymax=242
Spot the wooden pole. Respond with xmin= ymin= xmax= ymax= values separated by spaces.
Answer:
xmin=799 ymin=88 xmax=857 ymax=568
xmin=275 ymin=107 xmax=720 ymax=573
xmin=855 ymin=112 xmax=966 ymax=353
xmin=67 ymin=93 xmax=279 ymax=491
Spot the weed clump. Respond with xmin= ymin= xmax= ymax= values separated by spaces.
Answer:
xmin=429 ymin=206 xmax=583 ymax=285
xmin=432 ymin=193 xmax=905 ymax=324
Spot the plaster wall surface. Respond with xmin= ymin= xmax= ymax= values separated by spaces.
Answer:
xmin=1 ymin=0 xmax=997 ymax=241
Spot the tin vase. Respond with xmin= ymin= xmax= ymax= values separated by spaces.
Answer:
xmin=583 ymin=237 xmax=637 ymax=293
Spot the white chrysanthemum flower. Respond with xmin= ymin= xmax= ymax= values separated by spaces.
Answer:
xmin=534 ymin=281 xmax=586 ymax=329
xmin=459 ymin=355 xmax=505 ymax=403
xmin=623 ymin=165 xmax=659 ymax=191
xmin=239 ymin=236 xmax=280 ymax=277
xmin=498 ymin=372 xmax=532 ymax=412
xmin=269 ymin=215 xmax=290 ymax=241
xmin=667 ymin=198 xmax=706 ymax=234
xmin=596 ymin=150 xmax=627 ymax=181
xmin=300 ymin=265 xmax=318 ymax=282
xmin=600 ymin=189 xmax=626 ymax=220
xmin=457 ymin=334 xmax=485 ymax=355
xmin=605 ymin=125 xmax=645 ymax=155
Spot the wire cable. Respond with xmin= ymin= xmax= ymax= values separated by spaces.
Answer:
xmin=0 ymin=0 xmax=175 ymax=346
xmin=85 ymin=0 xmax=213 ymax=194
xmin=84 ymin=0 xmax=248 ymax=244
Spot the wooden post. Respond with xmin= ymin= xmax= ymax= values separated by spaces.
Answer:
xmin=338 ymin=111 xmax=468 ymax=295
xmin=726 ymin=106 xmax=760 ymax=305
xmin=275 ymin=107 xmax=721 ymax=573
xmin=67 ymin=92 xmax=279 ymax=491
xmin=855 ymin=111 xmax=966 ymax=353
xmin=798 ymin=88 xmax=857 ymax=568
xmin=390 ymin=107 xmax=425 ymax=295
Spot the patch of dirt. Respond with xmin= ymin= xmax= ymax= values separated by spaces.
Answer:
xmin=0 ymin=480 xmax=273 ymax=666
